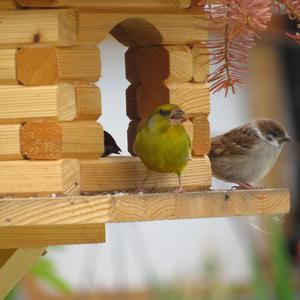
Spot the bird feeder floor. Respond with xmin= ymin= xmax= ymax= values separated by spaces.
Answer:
xmin=0 ymin=188 xmax=290 ymax=231
xmin=0 ymin=188 xmax=290 ymax=298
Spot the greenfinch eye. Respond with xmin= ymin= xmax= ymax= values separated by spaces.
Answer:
xmin=159 ymin=109 xmax=170 ymax=116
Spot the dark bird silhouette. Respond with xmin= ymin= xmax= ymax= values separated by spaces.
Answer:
xmin=102 ymin=131 xmax=122 ymax=157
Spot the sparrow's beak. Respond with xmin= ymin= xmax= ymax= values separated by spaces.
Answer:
xmin=170 ymin=108 xmax=186 ymax=123
xmin=280 ymin=135 xmax=292 ymax=143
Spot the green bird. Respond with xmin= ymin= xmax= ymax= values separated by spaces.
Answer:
xmin=134 ymin=104 xmax=191 ymax=192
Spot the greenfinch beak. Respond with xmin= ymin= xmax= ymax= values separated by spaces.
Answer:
xmin=170 ymin=108 xmax=185 ymax=123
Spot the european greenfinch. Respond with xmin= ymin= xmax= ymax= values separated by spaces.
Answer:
xmin=134 ymin=104 xmax=191 ymax=192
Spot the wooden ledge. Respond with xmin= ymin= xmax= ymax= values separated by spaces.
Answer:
xmin=0 ymin=189 xmax=289 ymax=248
xmin=4 ymin=188 xmax=287 ymax=297
xmin=0 ymin=189 xmax=290 ymax=225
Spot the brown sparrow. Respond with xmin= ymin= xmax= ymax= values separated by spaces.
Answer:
xmin=209 ymin=118 xmax=292 ymax=189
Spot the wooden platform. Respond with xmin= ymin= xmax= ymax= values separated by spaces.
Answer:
xmin=0 ymin=188 xmax=290 ymax=298
xmin=0 ymin=189 xmax=290 ymax=245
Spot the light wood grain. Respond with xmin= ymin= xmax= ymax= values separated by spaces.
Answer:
xmin=0 ymin=189 xmax=290 ymax=228
xmin=17 ymin=0 xmax=191 ymax=8
xmin=128 ymin=46 xmax=193 ymax=83
xmin=16 ymin=46 xmax=100 ymax=85
xmin=21 ymin=121 xmax=103 ymax=160
xmin=80 ymin=156 xmax=211 ymax=193
xmin=0 ymin=248 xmax=45 ymax=299
xmin=127 ymin=118 xmax=210 ymax=156
xmin=0 ymin=124 xmax=22 ymax=160
xmin=0 ymin=49 xmax=17 ymax=84
xmin=192 ymin=46 xmax=209 ymax=83
xmin=0 ymin=0 xmax=16 ymax=9
xmin=0 ymin=84 xmax=76 ymax=123
xmin=184 ymin=115 xmax=210 ymax=156
xmin=130 ymin=82 xmax=210 ymax=119
xmin=0 ymin=9 xmax=76 ymax=47
xmin=75 ymin=84 xmax=101 ymax=120
xmin=0 ymin=224 xmax=105 ymax=249
xmin=77 ymin=9 xmax=207 ymax=45
xmin=0 ymin=159 xmax=80 ymax=196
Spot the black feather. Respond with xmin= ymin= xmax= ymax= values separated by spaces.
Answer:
xmin=102 ymin=131 xmax=122 ymax=157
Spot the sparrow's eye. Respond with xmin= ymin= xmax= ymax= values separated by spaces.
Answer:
xmin=266 ymin=134 xmax=273 ymax=141
xmin=271 ymin=130 xmax=279 ymax=137
xmin=159 ymin=109 xmax=170 ymax=116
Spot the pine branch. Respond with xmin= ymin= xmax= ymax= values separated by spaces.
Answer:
xmin=194 ymin=0 xmax=272 ymax=96
xmin=275 ymin=0 xmax=300 ymax=44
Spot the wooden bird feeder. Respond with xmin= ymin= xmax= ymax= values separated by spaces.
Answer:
xmin=0 ymin=0 xmax=290 ymax=298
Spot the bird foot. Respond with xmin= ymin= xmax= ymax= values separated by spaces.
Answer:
xmin=231 ymin=185 xmax=248 ymax=190
xmin=174 ymin=187 xmax=184 ymax=193
xmin=134 ymin=186 xmax=145 ymax=194
xmin=231 ymin=182 xmax=264 ymax=190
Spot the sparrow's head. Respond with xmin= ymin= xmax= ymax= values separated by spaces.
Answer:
xmin=151 ymin=104 xmax=186 ymax=125
xmin=255 ymin=118 xmax=292 ymax=147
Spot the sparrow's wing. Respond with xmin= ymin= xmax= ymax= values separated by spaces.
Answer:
xmin=209 ymin=123 xmax=260 ymax=158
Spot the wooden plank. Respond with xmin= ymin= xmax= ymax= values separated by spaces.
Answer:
xmin=0 ymin=224 xmax=105 ymax=249
xmin=184 ymin=116 xmax=210 ymax=156
xmin=0 ymin=124 xmax=22 ymax=160
xmin=80 ymin=156 xmax=211 ymax=193
xmin=0 ymin=248 xmax=45 ymax=299
xmin=127 ymin=46 xmax=193 ymax=83
xmin=126 ymin=82 xmax=140 ymax=120
xmin=192 ymin=46 xmax=209 ymax=83
xmin=129 ymin=82 xmax=210 ymax=119
xmin=17 ymin=0 xmax=191 ymax=8
xmin=0 ymin=189 xmax=290 ymax=227
xmin=128 ymin=118 xmax=210 ymax=156
xmin=0 ymin=0 xmax=16 ymax=9
xmin=77 ymin=9 xmax=208 ymax=45
xmin=0 ymin=9 xmax=76 ymax=47
xmin=16 ymin=46 xmax=100 ymax=85
xmin=0 ymin=159 xmax=80 ymax=196
xmin=0 ymin=84 xmax=77 ymax=123
xmin=21 ymin=121 xmax=104 ymax=160
xmin=0 ymin=249 xmax=15 ymax=267
xmin=126 ymin=81 xmax=210 ymax=119
xmin=75 ymin=84 xmax=101 ymax=120
xmin=125 ymin=48 xmax=138 ymax=83
xmin=0 ymin=49 xmax=17 ymax=84
xmin=127 ymin=120 xmax=139 ymax=156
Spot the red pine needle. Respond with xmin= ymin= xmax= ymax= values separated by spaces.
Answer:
xmin=275 ymin=0 xmax=300 ymax=43
xmin=194 ymin=0 xmax=272 ymax=96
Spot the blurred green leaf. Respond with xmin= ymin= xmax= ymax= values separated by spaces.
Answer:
xmin=269 ymin=220 xmax=295 ymax=300
xmin=30 ymin=258 xmax=71 ymax=293
xmin=151 ymin=284 xmax=186 ymax=300
xmin=251 ymin=250 xmax=270 ymax=300
xmin=4 ymin=287 xmax=18 ymax=300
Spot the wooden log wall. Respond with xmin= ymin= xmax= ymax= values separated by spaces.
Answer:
xmin=0 ymin=2 xmax=210 ymax=197
xmin=125 ymin=45 xmax=211 ymax=159
xmin=0 ymin=8 xmax=102 ymax=197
